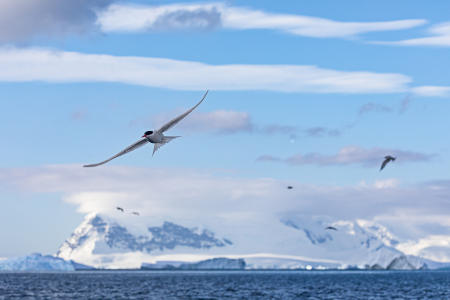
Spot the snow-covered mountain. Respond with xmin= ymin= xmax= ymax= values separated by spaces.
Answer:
xmin=56 ymin=212 xmax=444 ymax=270
xmin=57 ymin=213 xmax=234 ymax=269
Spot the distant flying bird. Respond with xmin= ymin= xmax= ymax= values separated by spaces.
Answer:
xmin=325 ymin=226 xmax=337 ymax=231
xmin=83 ymin=90 xmax=208 ymax=167
xmin=116 ymin=207 xmax=124 ymax=213
xmin=287 ymin=186 xmax=293 ymax=190
xmin=132 ymin=211 xmax=140 ymax=216
xmin=380 ymin=155 xmax=396 ymax=171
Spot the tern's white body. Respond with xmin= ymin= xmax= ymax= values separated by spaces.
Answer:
xmin=145 ymin=132 xmax=163 ymax=144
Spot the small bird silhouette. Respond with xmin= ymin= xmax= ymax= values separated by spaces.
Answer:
xmin=116 ymin=207 xmax=124 ymax=212
xmin=380 ymin=155 xmax=396 ymax=171
xmin=325 ymin=226 xmax=337 ymax=231
xmin=287 ymin=186 xmax=293 ymax=190
xmin=131 ymin=211 xmax=140 ymax=216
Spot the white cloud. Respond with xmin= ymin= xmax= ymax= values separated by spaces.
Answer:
xmin=98 ymin=3 xmax=222 ymax=32
xmin=373 ymin=179 xmax=399 ymax=189
xmin=0 ymin=47 xmax=411 ymax=94
xmin=0 ymin=165 xmax=281 ymax=223
xmin=97 ymin=3 xmax=426 ymax=38
xmin=258 ymin=146 xmax=434 ymax=167
xmin=397 ymin=235 xmax=450 ymax=262
xmin=411 ymin=85 xmax=450 ymax=97
xmin=376 ymin=22 xmax=450 ymax=47
xmin=0 ymin=0 xmax=112 ymax=43
xmin=359 ymin=179 xmax=399 ymax=189
xmin=64 ymin=191 xmax=133 ymax=214
xmin=0 ymin=165 xmax=447 ymax=219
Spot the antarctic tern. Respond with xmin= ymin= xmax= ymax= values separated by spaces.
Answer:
xmin=83 ymin=90 xmax=208 ymax=167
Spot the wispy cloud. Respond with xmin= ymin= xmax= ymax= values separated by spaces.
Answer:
xmin=156 ymin=110 xmax=253 ymax=134
xmin=411 ymin=86 xmax=450 ymax=97
xmin=98 ymin=3 xmax=426 ymax=38
xmin=373 ymin=178 xmax=400 ymax=189
xmin=71 ymin=110 xmax=88 ymax=121
xmin=304 ymin=127 xmax=341 ymax=137
xmin=180 ymin=110 xmax=253 ymax=133
xmin=262 ymin=124 xmax=297 ymax=135
xmin=0 ymin=47 xmax=411 ymax=94
xmin=349 ymin=95 xmax=413 ymax=127
xmin=260 ymin=125 xmax=340 ymax=138
xmin=137 ymin=108 xmax=340 ymax=138
xmin=399 ymin=94 xmax=413 ymax=114
xmin=257 ymin=146 xmax=434 ymax=167
xmin=358 ymin=102 xmax=393 ymax=116
xmin=99 ymin=3 xmax=222 ymax=32
xmin=0 ymin=0 xmax=113 ymax=43
xmin=376 ymin=22 xmax=450 ymax=47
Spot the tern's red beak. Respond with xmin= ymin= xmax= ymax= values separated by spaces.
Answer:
xmin=142 ymin=135 xmax=146 ymax=138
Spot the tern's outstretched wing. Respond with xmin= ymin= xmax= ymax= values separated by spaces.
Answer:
xmin=83 ymin=138 xmax=149 ymax=167
xmin=380 ymin=158 xmax=389 ymax=171
xmin=157 ymin=90 xmax=208 ymax=133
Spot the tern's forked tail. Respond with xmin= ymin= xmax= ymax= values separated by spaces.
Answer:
xmin=152 ymin=136 xmax=180 ymax=156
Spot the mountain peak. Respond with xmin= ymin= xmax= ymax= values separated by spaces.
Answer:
xmin=57 ymin=213 xmax=232 ymax=268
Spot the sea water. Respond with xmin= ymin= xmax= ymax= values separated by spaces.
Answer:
xmin=0 ymin=270 xmax=449 ymax=299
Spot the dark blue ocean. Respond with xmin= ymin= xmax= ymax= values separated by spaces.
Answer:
xmin=0 ymin=270 xmax=449 ymax=299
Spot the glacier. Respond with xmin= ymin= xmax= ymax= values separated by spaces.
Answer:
xmin=142 ymin=258 xmax=246 ymax=270
xmin=0 ymin=253 xmax=93 ymax=271
xmin=55 ymin=212 xmax=449 ymax=270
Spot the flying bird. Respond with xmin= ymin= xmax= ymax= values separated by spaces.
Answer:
xmin=325 ymin=226 xmax=337 ymax=231
xmin=116 ymin=207 xmax=124 ymax=213
xmin=380 ymin=155 xmax=396 ymax=171
xmin=131 ymin=211 xmax=140 ymax=216
xmin=287 ymin=186 xmax=293 ymax=190
xmin=83 ymin=90 xmax=208 ymax=167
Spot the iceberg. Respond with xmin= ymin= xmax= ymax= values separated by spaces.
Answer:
xmin=0 ymin=253 xmax=93 ymax=271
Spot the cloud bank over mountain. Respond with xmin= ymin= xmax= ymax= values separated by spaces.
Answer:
xmin=1 ymin=164 xmax=449 ymax=263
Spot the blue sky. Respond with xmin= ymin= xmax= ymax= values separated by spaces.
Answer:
xmin=0 ymin=0 xmax=450 ymax=258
